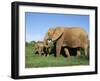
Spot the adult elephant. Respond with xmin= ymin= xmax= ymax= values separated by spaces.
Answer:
xmin=44 ymin=27 xmax=88 ymax=57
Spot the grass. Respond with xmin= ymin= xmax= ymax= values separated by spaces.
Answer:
xmin=25 ymin=43 xmax=89 ymax=68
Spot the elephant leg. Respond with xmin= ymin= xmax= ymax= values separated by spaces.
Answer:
xmin=39 ymin=52 xmax=41 ymax=56
xmin=44 ymin=48 xmax=47 ymax=56
xmin=76 ymin=49 xmax=81 ymax=57
xmin=39 ymin=51 xmax=41 ymax=56
xmin=84 ymin=44 xmax=88 ymax=56
xmin=56 ymin=42 xmax=62 ymax=57
xmin=64 ymin=48 xmax=70 ymax=57
xmin=56 ymin=45 xmax=61 ymax=57
xmin=48 ymin=47 xmax=51 ymax=56
xmin=38 ymin=48 xmax=42 ymax=56
xmin=84 ymin=47 xmax=88 ymax=56
xmin=46 ymin=48 xmax=49 ymax=57
xmin=44 ymin=47 xmax=49 ymax=57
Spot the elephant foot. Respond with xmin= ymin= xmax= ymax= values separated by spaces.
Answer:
xmin=56 ymin=54 xmax=61 ymax=57
xmin=67 ymin=56 xmax=71 ymax=58
xmin=76 ymin=50 xmax=81 ymax=57
xmin=42 ymin=54 xmax=46 ymax=57
xmin=76 ymin=54 xmax=81 ymax=57
xmin=43 ymin=54 xmax=49 ymax=57
xmin=46 ymin=54 xmax=49 ymax=57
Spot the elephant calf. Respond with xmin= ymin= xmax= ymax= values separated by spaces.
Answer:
xmin=33 ymin=41 xmax=51 ymax=56
xmin=34 ymin=41 xmax=44 ymax=56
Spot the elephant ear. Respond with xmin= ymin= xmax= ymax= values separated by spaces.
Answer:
xmin=52 ymin=27 xmax=64 ymax=41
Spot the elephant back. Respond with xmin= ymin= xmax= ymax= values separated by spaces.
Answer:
xmin=63 ymin=27 xmax=88 ymax=48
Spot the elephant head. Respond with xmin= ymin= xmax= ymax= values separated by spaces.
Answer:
xmin=46 ymin=27 xmax=64 ymax=41
xmin=43 ymin=27 xmax=64 ymax=48
xmin=43 ymin=28 xmax=61 ymax=55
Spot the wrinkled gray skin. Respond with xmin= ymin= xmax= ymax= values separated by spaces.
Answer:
xmin=44 ymin=27 xmax=88 ymax=57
